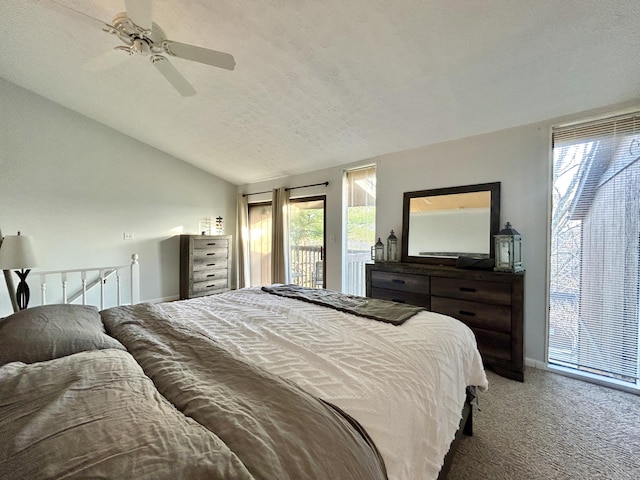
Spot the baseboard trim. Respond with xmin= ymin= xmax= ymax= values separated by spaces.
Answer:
xmin=143 ymin=295 xmax=180 ymax=304
xmin=525 ymin=357 xmax=548 ymax=370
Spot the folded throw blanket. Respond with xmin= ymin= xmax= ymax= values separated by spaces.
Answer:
xmin=262 ymin=284 xmax=424 ymax=325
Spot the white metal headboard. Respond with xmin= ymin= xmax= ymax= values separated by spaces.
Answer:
xmin=34 ymin=254 xmax=140 ymax=311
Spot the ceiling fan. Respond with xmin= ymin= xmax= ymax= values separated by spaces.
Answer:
xmin=59 ymin=0 xmax=235 ymax=96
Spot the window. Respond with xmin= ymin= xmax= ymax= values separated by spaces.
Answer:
xmin=344 ymin=165 xmax=376 ymax=295
xmin=549 ymin=113 xmax=640 ymax=389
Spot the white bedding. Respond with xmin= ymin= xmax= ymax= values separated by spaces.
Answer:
xmin=157 ymin=287 xmax=488 ymax=480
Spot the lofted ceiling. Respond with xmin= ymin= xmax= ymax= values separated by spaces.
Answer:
xmin=1 ymin=0 xmax=639 ymax=186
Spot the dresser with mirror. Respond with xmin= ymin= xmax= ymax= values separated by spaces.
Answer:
xmin=365 ymin=182 xmax=525 ymax=381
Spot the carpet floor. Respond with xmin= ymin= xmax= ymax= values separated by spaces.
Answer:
xmin=447 ymin=368 xmax=640 ymax=480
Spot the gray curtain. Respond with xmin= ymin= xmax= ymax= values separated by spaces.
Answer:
xmin=271 ymin=187 xmax=290 ymax=284
xmin=235 ymin=193 xmax=250 ymax=289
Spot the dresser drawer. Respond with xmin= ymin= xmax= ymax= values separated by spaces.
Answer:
xmin=472 ymin=328 xmax=512 ymax=361
xmin=431 ymin=296 xmax=511 ymax=333
xmin=371 ymin=287 xmax=430 ymax=309
xmin=431 ymin=277 xmax=511 ymax=306
xmin=193 ymin=256 xmax=228 ymax=272
xmin=370 ymin=271 xmax=429 ymax=294
xmin=192 ymin=278 xmax=229 ymax=295
xmin=192 ymin=268 xmax=228 ymax=282
xmin=192 ymin=246 xmax=228 ymax=261
xmin=193 ymin=238 xmax=229 ymax=250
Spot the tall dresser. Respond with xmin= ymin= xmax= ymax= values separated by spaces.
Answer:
xmin=366 ymin=262 xmax=524 ymax=381
xmin=180 ymin=235 xmax=232 ymax=300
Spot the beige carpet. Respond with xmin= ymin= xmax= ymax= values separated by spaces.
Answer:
xmin=448 ymin=368 xmax=640 ymax=480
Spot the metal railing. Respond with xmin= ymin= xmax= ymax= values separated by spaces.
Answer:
xmin=290 ymin=245 xmax=323 ymax=288
xmin=289 ymin=246 xmax=370 ymax=295
xmin=34 ymin=254 xmax=140 ymax=310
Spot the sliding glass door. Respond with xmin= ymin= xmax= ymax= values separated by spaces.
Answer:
xmin=289 ymin=197 xmax=325 ymax=288
xmin=247 ymin=196 xmax=325 ymax=288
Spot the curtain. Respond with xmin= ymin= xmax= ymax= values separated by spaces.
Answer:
xmin=271 ymin=187 xmax=290 ymax=284
xmin=235 ymin=193 xmax=250 ymax=289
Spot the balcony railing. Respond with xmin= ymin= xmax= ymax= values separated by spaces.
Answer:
xmin=290 ymin=245 xmax=323 ymax=288
xmin=289 ymin=245 xmax=370 ymax=295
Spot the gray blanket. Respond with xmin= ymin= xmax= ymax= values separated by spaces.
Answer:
xmin=0 ymin=349 xmax=255 ymax=480
xmin=262 ymin=284 xmax=424 ymax=325
xmin=101 ymin=303 xmax=388 ymax=480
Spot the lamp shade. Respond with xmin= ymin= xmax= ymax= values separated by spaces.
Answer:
xmin=0 ymin=234 xmax=39 ymax=269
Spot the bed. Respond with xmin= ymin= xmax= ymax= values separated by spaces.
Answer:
xmin=0 ymin=285 xmax=488 ymax=480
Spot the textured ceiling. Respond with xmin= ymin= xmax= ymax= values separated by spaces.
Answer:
xmin=1 ymin=1 xmax=639 ymax=185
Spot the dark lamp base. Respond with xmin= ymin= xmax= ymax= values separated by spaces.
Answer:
xmin=15 ymin=269 xmax=31 ymax=310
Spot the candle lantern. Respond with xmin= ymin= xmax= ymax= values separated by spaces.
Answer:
xmin=371 ymin=238 xmax=385 ymax=263
xmin=386 ymin=230 xmax=398 ymax=263
xmin=494 ymin=222 xmax=523 ymax=273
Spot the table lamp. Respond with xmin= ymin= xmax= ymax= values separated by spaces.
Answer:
xmin=0 ymin=232 xmax=39 ymax=310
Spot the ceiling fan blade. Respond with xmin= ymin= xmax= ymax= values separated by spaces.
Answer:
xmin=50 ymin=0 xmax=112 ymax=30
xmin=163 ymin=41 xmax=236 ymax=71
xmin=124 ymin=0 xmax=152 ymax=30
xmin=151 ymin=56 xmax=196 ymax=97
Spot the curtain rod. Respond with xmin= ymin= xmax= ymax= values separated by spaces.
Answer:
xmin=243 ymin=181 xmax=329 ymax=197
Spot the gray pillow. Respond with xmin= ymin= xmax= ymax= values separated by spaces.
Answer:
xmin=0 ymin=304 xmax=126 ymax=366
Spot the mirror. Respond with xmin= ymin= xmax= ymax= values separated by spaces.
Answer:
xmin=401 ymin=182 xmax=500 ymax=265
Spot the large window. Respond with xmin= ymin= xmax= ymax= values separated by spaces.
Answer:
xmin=549 ymin=113 xmax=640 ymax=389
xmin=344 ymin=165 xmax=376 ymax=295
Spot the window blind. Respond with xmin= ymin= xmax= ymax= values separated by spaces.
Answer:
xmin=549 ymin=112 xmax=640 ymax=387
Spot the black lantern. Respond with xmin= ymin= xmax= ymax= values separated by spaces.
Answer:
xmin=371 ymin=238 xmax=385 ymax=263
xmin=387 ymin=230 xmax=398 ymax=263
xmin=494 ymin=222 xmax=523 ymax=273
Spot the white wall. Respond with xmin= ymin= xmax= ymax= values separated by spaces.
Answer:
xmin=0 ymin=79 xmax=237 ymax=317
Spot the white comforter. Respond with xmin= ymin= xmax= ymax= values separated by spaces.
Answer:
xmin=157 ymin=287 xmax=488 ymax=480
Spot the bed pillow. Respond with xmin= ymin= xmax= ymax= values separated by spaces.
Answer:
xmin=0 ymin=304 xmax=126 ymax=366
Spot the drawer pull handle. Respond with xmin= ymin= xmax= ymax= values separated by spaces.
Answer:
xmin=207 ymin=243 xmax=217 ymax=246
xmin=207 ymin=252 xmax=216 ymax=256
xmin=392 ymin=299 xmax=406 ymax=303
xmin=392 ymin=279 xmax=406 ymax=284
xmin=206 ymin=274 xmax=216 ymax=278
xmin=207 ymin=263 xmax=217 ymax=267
xmin=459 ymin=310 xmax=476 ymax=317
xmin=207 ymin=284 xmax=216 ymax=288
xmin=460 ymin=287 xmax=476 ymax=293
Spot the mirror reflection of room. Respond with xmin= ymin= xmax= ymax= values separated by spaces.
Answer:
xmin=408 ymin=191 xmax=491 ymax=258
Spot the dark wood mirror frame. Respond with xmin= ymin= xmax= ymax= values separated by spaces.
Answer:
xmin=401 ymin=182 xmax=501 ymax=265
